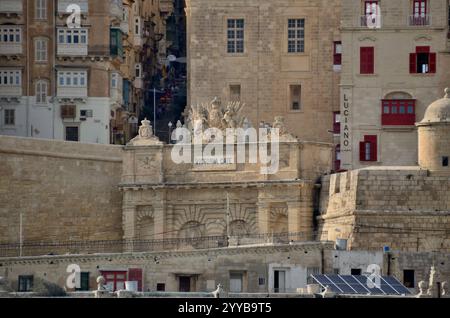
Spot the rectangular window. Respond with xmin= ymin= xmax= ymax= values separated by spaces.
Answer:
xmin=359 ymin=135 xmax=377 ymax=162
xmin=360 ymin=47 xmax=374 ymax=74
xmin=335 ymin=144 xmax=341 ymax=172
xmin=230 ymin=273 xmax=244 ymax=293
xmin=76 ymin=272 xmax=90 ymax=291
xmin=36 ymin=81 xmax=48 ymax=104
xmin=111 ymin=73 xmax=118 ymax=89
xmin=135 ymin=17 xmax=141 ymax=36
xmin=227 ymin=19 xmax=244 ymax=53
xmin=0 ymin=70 xmax=21 ymax=86
xmin=289 ymin=85 xmax=301 ymax=110
xmin=0 ymin=28 xmax=22 ymax=43
xmin=35 ymin=39 xmax=47 ymax=62
xmin=443 ymin=156 xmax=449 ymax=167
xmin=365 ymin=1 xmax=379 ymax=15
xmin=351 ymin=269 xmax=362 ymax=275
xmin=57 ymin=71 xmax=88 ymax=87
xmin=333 ymin=111 xmax=341 ymax=133
xmin=18 ymin=275 xmax=33 ymax=292
xmin=101 ymin=271 xmax=127 ymax=292
xmin=4 ymin=109 xmax=15 ymax=125
xmin=156 ymin=283 xmax=166 ymax=292
xmin=403 ymin=270 xmax=415 ymax=288
xmin=382 ymin=100 xmax=416 ymax=125
xmin=35 ymin=0 xmax=47 ymax=20
xmin=410 ymin=46 xmax=436 ymax=74
xmin=333 ymin=41 xmax=342 ymax=65
xmin=65 ymin=126 xmax=79 ymax=142
xmin=288 ymin=19 xmax=305 ymax=53
xmin=410 ymin=0 xmax=430 ymax=26
xmin=57 ymin=28 xmax=89 ymax=45
xmin=135 ymin=64 xmax=142 ymax=78
xmin=307 ymin=267 xmax=320 ymax=285
xmin=230 ymin=84 xmax=241 ymax=101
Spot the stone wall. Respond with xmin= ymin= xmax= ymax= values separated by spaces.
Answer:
xmin=0 ymin=136 xmax=123 ymax=250
xmin=318 ymin=167 xmax=450 ymax=252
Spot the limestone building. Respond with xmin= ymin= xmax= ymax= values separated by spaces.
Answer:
xmin=185 ymin=0 xmax=342 ymax=150
xmin=0 ymin=0 xmax=163 ymax=145
xmin=339 ymin=0 xmax=450 ymax=170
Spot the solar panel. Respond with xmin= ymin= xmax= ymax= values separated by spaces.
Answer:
xmin=310 ymin=275 xmax=411 ymax=296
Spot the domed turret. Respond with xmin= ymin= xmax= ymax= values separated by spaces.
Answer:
xmin=417 ymin=88 xmax=450 ymax=173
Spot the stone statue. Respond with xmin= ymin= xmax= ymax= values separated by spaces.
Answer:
xmin=207 ymin=97 xmax=224 ymax=129
xmin=222 ymin=101 xmax=245 ymax=129
xmin=212 ymin=284 xmax=224 ymax=298
xmin=442 ymin=281 xmax=448 ymax=297
xmin=416 ymin=281 xmax=428 ymax=298
xmin=97 ymin=275 xmax=106 ymax=291
xmin=128 ymin=118 xmax=162 ymax=146
xmin=0 ymin=277 xmax=7 ymax=292
xmin=427 ymin=266 xmax=437 ymax=297
xmin=271 ymin=116 xmax=298 ymax=142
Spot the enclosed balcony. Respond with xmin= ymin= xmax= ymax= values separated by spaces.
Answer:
xmin=0 ymin=0 xmax=23 ymax=16
xmin=57 ymin=28 xmax=88 ymax=56
xmin=0 ymin=26 xmax=22 ymax=55
xmin=110 ymin=0 xmax=123 ymax=21
xmin=0 ymin=70 xmax=22 ymax=97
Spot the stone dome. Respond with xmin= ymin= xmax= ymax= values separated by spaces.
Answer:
xmin=419 ymin=88 xmax=450 ymax=125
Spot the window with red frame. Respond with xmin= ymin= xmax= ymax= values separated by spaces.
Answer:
xmin=360 ymin=47 xmax=374 ymax=74
xmin=382 ymin=100 xmax=416 ymax=125
xmin=335 ymin=144 xmax=341 ymax=172
xmin=410 ymin=46 xmax=436 ymax=74
xmin=333 ymin=41 xmax=342 ymax=65
xmin=333 ymin=111 xmax=341 ymax=133
xmin=101 ymin=271 xmax=127 ymax=292
xmin=365 ymin=1 xmax=379 ymax=15
xmin=359 ymin=135 xmax=377 ymax=162
xmin=410 ymin=0 xmax=429 ymax=25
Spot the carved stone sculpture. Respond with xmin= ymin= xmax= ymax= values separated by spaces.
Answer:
xmin=416 ymin=281 xmax=428 ymax=298
xmin=128 ymin=118 xmax=162 ymax=146
xmin=442 ymin=281 xmax=448 ymax=297
xmin=212 ymin=284 xmax=224 ymax=298
xmin=97 ymin=275 xmax=106 ymax=291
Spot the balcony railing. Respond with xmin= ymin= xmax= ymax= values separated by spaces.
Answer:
xmin=58 ymin=0 xmax=88 ymax=14
xmin=409 ymin=15 xmax=431 ymax=26
xmin=0 ymin=85 xmax=22 ymax=97
xmin=0 ymin=0 xmax=23 ymax=14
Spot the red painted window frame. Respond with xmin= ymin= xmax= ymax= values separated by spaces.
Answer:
xmin=333 ymin=41 xmax=342 ymax=65
xmin=359 ymin=135 xmax=377 ymax=162
xmin=381 ymin=99 xmax=416 ymax=126
xmin=413 ymin=0 xmax=427 ymax=16
xmin=410 ymin=46 xmax=436 ymax=74
xmin=100 ymin=271 xmax=127 ymax=292
xmin=333 ymin=111 xmax=341 ymax=133
xmin=360 ymin=47 xmax=374 ymax=74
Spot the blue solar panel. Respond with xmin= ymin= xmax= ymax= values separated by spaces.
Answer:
xmin=310 ymin=275 xmax=412 ymax=296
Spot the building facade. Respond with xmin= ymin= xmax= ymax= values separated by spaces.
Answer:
xmin=339 ymin=0 xmax=450 ymax=170
xmin=185 ymin=0 xmax=342 ymax=149
xmin=0 ymin=0 xmax=164 ymax=145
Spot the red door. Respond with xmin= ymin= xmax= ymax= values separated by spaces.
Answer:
xmin=128 ymin=268 xmax=143 ymax=292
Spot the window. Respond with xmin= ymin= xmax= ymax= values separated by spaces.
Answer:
xmin=65 ymin=126 xmax=79 ymax=142
xmin=101 ymin=271 xmax=127 ymax=292
xmin=0 ymin=70 xmax=21 ymax=86
xmin=35 ymin=80 xmax=48 ymax=104
xmin=4 ymin=109 xmax=15 ymax=126
xmin=288 ymin=19 xmax=305 ymax=53
xmin=230 ymin=273 xmax=244 ymax=293
xmin=273 ymin=270 xmax=286 ymax=293
xmin=403 ymin=270 xmax=415 ymax=288
xmin=76 ymin=272 xmax=90 ymax=291
xmin=57 ymin=29 xmax=88 ymax=45
xmin=365 ymin=1 xmax=379 ymax=15
xmin=111 ymin=73 xmax=119 ymax=89
xmin=335 ymin=144 xmax=341 ymax=172
xmin=35 ymin=38 xmax=48 ymax=62
xmin=360 ymin=135 xmax=377 ymax=162
xmin=135 ymin=64 xmax=142 ymax=78
xmin=156 ymin=283 xmax=166 ymax=291
xmin=135 ymin=17 xmax=141 ymax=36
xmin=333 ymin=41 xmax=342 ymax=65
xmin=333 ymin=111 xmax=341 ymax=133
xmin=57 ymin=71 xmax=87 ymax=87
xmin=360 ymin=47 xmax=374 ymax=74
xmin=443 ymin=157 xmax=449 ymax=167
xmin=0 ymin=28 xmax=21 ymax=44
xmin=35 ymin=0 xmax=47 ymax=20
xmin=289 ymin=85 xmax=301 ymax=110
xmin=307 ymin=267 xmax=320 ymax=284
xmin=351 ymin=269 xmax=362 ymax=275
xmin=382 ymin=100 xmax=416 ymax=125
xmin=410 ymin=0 xmax=430 ymax=25
xmin=18 ymin=275 xmax=33 ymax=292
xmin=227 ymin=19 xmax=244 ymax=53
xmin=230 ymin=84 xmax=241 ymax=101
xmin=410 ymin=46 xmax=436 ymax=74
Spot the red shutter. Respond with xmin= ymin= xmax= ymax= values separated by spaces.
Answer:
xmin=361 ymin=47 xmax=374 ymax=74
xmin=128 ymin=268 xmax=143 ymax=292
xmin=359 ymin=142 xmax=366 ymax=161
xmin=416 ymin=46 xmax=430 ymax=53
xmin=409 ymin=53 xmax=417 ymax=73
xmin=365 ymin=135 xmax=378 ymax=161
xmin=429 ymin=53 xmax=436 ymax=73
xmin=360 ymin=48 xmax=366 ymax=74
xmin=367 ymin=47 xmax=374 ymax=74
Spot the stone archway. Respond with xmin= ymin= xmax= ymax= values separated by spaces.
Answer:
xmin=229 ymin=219 xmax=251 ymax=236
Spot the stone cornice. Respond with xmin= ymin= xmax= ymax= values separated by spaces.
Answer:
xmin=0 ymin=242 xmax=334 ymax=265
xmin=119 ymin=179 xmax=313 ymax=191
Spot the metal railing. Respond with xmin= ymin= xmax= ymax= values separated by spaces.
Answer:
xmin=0 ymin=231 xmax=325 ymax=258
xmin=408 ymin=15 xmax=431 ymax=26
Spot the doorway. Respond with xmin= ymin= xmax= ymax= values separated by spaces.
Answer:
xmin=179 ymin=276 xmax=191 ymax=292
xmin=274 ymin=270 xmax=286 ymax=293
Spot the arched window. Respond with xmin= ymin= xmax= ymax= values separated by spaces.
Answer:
xmin=35 ymin=80 xmax=48 ymax=104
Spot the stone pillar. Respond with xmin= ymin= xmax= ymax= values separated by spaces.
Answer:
xmin=257 ymin=202 xmax=270 ymax=235
xmin=299 ymin=185 xmax=315 ymax=240
xmin=122 ymin=203 xmax=137 ymax=253
xmin=153 ymin=190 xmax=166 ymax=240
xmin=287 ymin=201 xmax=301 ymax=241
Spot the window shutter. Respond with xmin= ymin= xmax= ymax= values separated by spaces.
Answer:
xmin=367 ymin=47 xmax=374 ymax=74
xmin=360 ymin=48 xmax=366 ymax=74
xmin=370 ymin=140 xmax=377 ymax=161
xmin=409 ymin=53 xmax=417 ymax=73
xmin=359 ymin=142 xmax=366 ymax=161
xmin=429 ymin=53 xmax=436 ymax=73
xmin=128 ymin=268 xmax=143 ymax=291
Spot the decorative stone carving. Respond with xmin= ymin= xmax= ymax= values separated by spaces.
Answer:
xmin=128 ymin=118 xmax=162 ymax=146
xmin=427 ymin=266 xmax=437 ymax=297
xmin=272 ymin=116 xmax=298 ymax=142
xmin=442 ymin=281 xmax=448 ymax=297
xmin=97 ymin=275 xmax=106 ymax=291
xmin=416 ymin=281 xmax=429 ymax=298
